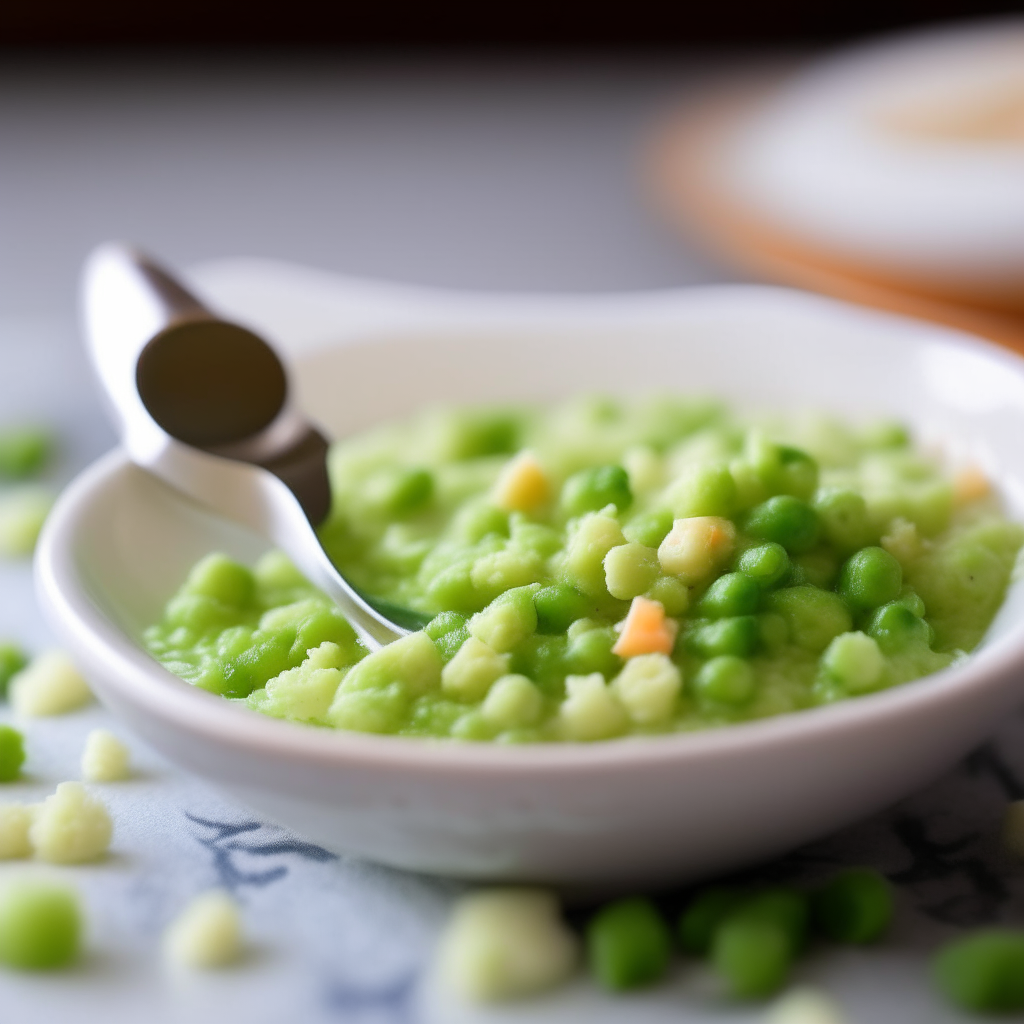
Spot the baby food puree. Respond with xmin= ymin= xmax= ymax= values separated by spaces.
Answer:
xmin=143 ymin=397 xmax=1023 ymax=742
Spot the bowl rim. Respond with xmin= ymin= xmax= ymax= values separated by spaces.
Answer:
xmin=36 ymin=276 xmax=1024 ymax=778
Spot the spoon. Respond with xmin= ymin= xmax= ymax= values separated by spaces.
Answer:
xmin=80 ymin=242 xmax=425 ymax=650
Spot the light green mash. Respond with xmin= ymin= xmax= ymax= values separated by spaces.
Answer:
xmin=144 ymin=398 xmax=1024 ymax=742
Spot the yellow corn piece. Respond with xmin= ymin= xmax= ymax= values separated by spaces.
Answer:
xmin=491 ymin=451 xmax=550 ymax=513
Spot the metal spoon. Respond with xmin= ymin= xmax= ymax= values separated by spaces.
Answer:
xmin=80 ymin=242 xmax=423 ymax=650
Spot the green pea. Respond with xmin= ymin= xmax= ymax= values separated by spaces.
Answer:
xmin=565 ymin=626 xmax=621 ymax=678
xmin=734 ymin=888 xmax=809 ymax=955
xmin=253 ymin=550 xmax=308 ymax=594
xmin=811 ymin=868 xmax=892 ymax=944
xmin=693 ymin=656 xmax=756 ymax=706
xmin=667 ymin=462 xmax=738 ymax=518
xmin=165 ymin=592 xmax=239 ymax=636
xmin=533 ymin=584 xmax=592 ymax=634
xmin=0 ymin=640 xmax=28 ymax=698
xmin=782 ymin=562 xmax=809 ymax=587
xmin=623 ymin=509 xmax=674 ymax=549
xmin=645 ymin=575 xmax=690 ymax=616
xmin=861 ymin=420 xmax=910 ymax=450
xmin=696 ymin=573 xmax=761 ymax=618
xmin=0 ymin=725 xmax=25 ymax=782
xmin=744 ymin=496 xmax=819 ymax=553
xmin=184 ymin=553 xmax=255 ymax=609
xmin=508 ymin=634 xmax=568 ymax=698
xmin=456 ymin=412 xmax=520 ymax=458
xmin=773 ymin=446 xmax=819 ymax=501
xmin=933 ymin=929 xmax=1024 ymax=1013
xmin=0 ymin=426 xmax=52 ymax=479
xmin=291 ymin=608 xmax=360 ymax=663
xmin=678 ymin=887 xmax=747 ymax=955
xmin=587 ymin=897 xmax=672 ymax=991
xmin=385 ymin=468 xmax=433 ymax=517
xmin=712 ymin=918 xmax=790 ymax=999
xmin=687 ymin=617 xmax=760 ymax=659
xmin=510 ymin=515 xmax=562 ymax=557
xmin=759 ymin=444 xmax=818 ymax=502
xmin=435 ymin=626 xmax=470 ymax=664
xmin=737 ymin=543 xmax=790 ymax=589
xmin=222 ymin=630 xmax=293 ymax=698
xmin=866 ymin=602 xmax=930 ymax=654
xmin=0 ymin=878 xmax=81 ymax=970
xmin=561 ymin=465 xmax=633 ymax=517
xmin=424 ymin=562 xmax=480 ymax=614
xmin=743 ymin=436 xmax=818 ymax=501
xmin=812 ymin=487 xmax=876 ymax=552
xmin=766 ymin=588 xmax=852 ymax=653
xmin=405 ymin=695 xmax=464 ymax=736
xmin=838 ymin=547 xmax=903 ymax=612
xmin=790 ymin=549 xmax=839 ymax=590
xmin=425 ymin=611 xmax=467 ymax=640
xmin=450 ymin=710 xmax=498 ymax=741
xmin=452 ymin=500 xmax=509 ymax=543
xmin=896 ymin=590 xmax=926 ymax=618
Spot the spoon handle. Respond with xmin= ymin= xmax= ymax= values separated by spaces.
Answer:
xmin=153 ymin=439 xmax=410 ymax=648
xmin=81 ymin=243 xmax=409 ymax=650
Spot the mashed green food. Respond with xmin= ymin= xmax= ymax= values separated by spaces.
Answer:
xmin=143 ymin=397 xmax=1024 ymax=742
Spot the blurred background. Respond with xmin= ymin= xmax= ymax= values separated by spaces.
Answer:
xmin=1 ymin=0 xmax=1020 ymax=330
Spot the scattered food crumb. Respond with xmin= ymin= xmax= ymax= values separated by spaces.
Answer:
xmin=164 ymin=890 xmax=244 ymax=969
xmin=0 ymin=723 xmax=25 ymax=782
xmin=0 ymin=640 xmax=28 ymax=698
xmin=0 ymin=426 xmax=53 ymax=480
xmin=438 ymin=888 xmax=579 ymax=1002
xmin=810 ymin=868 xmax=892 ymax=945
xmin=30 ymin=782 xmax=112 ymax=863
xmin=767 ymin=987 xmax=846 ymax=1024
xmin=952 ymin=465 xmax=991 ymax=505
xmin=0 ymin=485 xmax=53 ymax=556
xmin=1002 ymin=800 xmax=1024 ymax=859
xmin=0 ymin=804 xmax=34 ymax=859
xmin=933 ymin=928 xmax=1024 ymax=1013
xmin=81 ymin=729 xmax=131 ymax=782
xmin=9 ymin=651 xmax=93 ymax=717
xmin=0 ymin=875 xmax=81 ymax=970
xmin=587 ymin=897 xmax=672 ymax=991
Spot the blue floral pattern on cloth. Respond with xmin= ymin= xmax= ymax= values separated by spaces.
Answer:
xmin=184 ymin=812 xmax=338 ymax=891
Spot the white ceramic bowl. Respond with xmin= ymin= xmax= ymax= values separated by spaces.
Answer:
xmin=35 ymin=261 xmax=1024 ymax=886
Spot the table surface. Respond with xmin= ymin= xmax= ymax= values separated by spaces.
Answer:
xmin=0 ymin=51 xmax=1020 ymax=1023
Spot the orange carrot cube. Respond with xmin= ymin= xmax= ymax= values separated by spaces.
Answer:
xmin=612 ymin=596 xmax=678 ymax=658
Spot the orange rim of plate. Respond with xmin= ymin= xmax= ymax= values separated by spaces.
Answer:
xmin=646 ymin=78 xmax=1024 ymax=354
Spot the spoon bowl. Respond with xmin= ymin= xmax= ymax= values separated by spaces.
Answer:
xmin=36 ymin=261 xmax=1024 ymax=884
xmin=136 ymin=319 xmax=287 ymax=448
